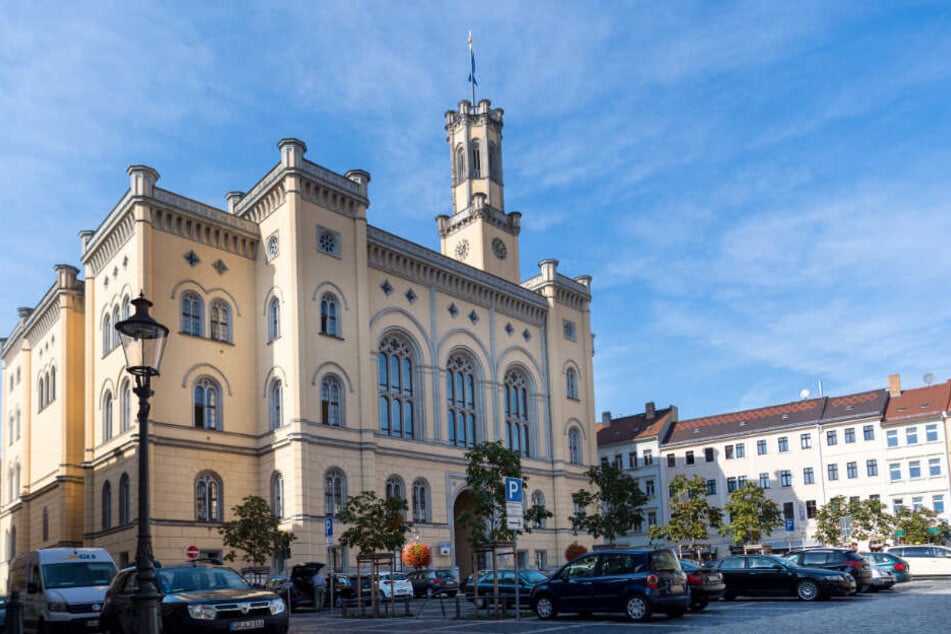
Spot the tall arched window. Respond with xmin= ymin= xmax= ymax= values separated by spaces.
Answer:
xmin=181 ymin=292 xmax=204 ymax=336
xmin=38 ymin=377 xmax=45 ymax=409
xmin=49 ymin=367 xmax=55 ymax=402
xmin=568 ymin=427 xmax=582 ymax=465
xmin=195 ymin=472 xmax=223 ymax=521
xmin=531 ymin=490 xmax=547 ymax=528
xmin=102 ymin=314 xmax=112 ymax=354
xmin=504 ymin=368 xmax=531 ymax=457
xmin=377 ymin=334 xmax=415 ymax=438
xmin=385 ymin=475 xmax=404 ymax=501
xmin=446 ymin=353 xmax=478 ymax=447
xmin=112 ymin=306 xmax=121 ymax=349
xmin=489 ymin=142 xmax=502 ymax=183
xmin=470 ymin=139 xmax=482 ymax=178
xmin=13 ymin=463 xmax=20 ymax=499
xmin=454 ymin=145 xmax=466 ymax=184
xmin=324 ymin=468 xmax=346 ymax=516
xmin=120 ymin=379 xmax=132 ymax=432
xmin=42 ymin=507 xmax=49 ymax=541
xmin=269 ymin=379 xmax=283 ymax=430
xmin=566 ymin=368 xmax=579 ymax=399
xmin=267 ymin=297 xmax=280 ymax=341
xmin=210 ymin=300 xmax=232 ymax=342
xmin=102 ymin=481 xmax=112 ymax=530
xmin=194 ymin=378 xmax=221 ymax=430
xmin=320 ymin=293 xmax=339 ymax=336
xmin=271 ymin=472 xmax=284 ymax=518
xmin=122 ymin=295 xmax=131 ymax=321
xmin=119 ymin=473 xmax=130 ymax=525
xmin=321 ymin=375 xmax=343 ymax=426
xmin=15 ymin=409 xmax=20 ymax=440
xmin=103 ymin=391 xmax=114 ymax=441
xmin=412 ymin=478 xmax=429 ymax=523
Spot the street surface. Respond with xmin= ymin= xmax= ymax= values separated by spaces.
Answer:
xmin=288 ymin=578 xmax=951 ymax=633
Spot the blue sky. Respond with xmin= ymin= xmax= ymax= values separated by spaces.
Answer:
xmin=1 ymin=2 xmax=950 ymax=421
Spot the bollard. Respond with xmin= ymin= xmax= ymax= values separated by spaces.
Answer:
xmin=7 ymin=590 xmax=23 ymax=634
xmin=454 ymin=594 xmax=461 ymax=619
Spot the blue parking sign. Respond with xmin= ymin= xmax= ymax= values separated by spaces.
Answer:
xmin=325 ymin=517 xmax=333 ymax=537
xmin=785 ymin=518 xmax=795 ymax=532
xmin=504 ymin=477 xmax=523 ymax=503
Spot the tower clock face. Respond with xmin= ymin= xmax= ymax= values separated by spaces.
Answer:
xmin=455 ymin=239 xmax=470 ymax=260
xmin=491 ymin=237 xmax=507 ymax=259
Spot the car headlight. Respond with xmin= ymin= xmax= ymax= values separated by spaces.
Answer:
xmin=47 ymin=602 xmax=68 ymax=613
xmin=268 ymin=598 xmax=286 ymax=615
xmin=187 ymin=604 xmax=217 ymax=620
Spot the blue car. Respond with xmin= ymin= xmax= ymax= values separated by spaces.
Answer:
xmin=0 ymin=594 xmax=6 ymax=633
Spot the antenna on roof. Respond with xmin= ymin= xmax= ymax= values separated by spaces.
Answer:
xmin=800 ymin=389 xmax=810 ymax=400
xmin=923 ymin=372 xmax=935 ymax=385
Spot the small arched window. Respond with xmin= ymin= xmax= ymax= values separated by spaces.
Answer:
xmin=13 ymin=463 xmax=20 ymax=499
xmin=49 ymin=367 xmax=55 ymax=403
xmin=531 ymin=490 xmax=546 ymax=528
xmin=566 ymin=368 xmax=579 ymax=400
xmin=121 ymin=295 xmax=131 ymax=321
xmin=38 ymin=377 xmax=45 ymax=409
xmin=470 ymin=140 xmax=482 ymax=178
xmin=181 ymin=292 xmax=204 ymax=336
xmin=489 ymin=142 xmax=502 ymax=183
xmin=454 ymin=145 xmax=466 ymax=184
xmin=385 ymin=475 xmax=404 ymax=501
xmin=102 ymin=314 xmax=112 ymax=354
xmin=119 ymin=473 xmax=131 ymax=525
xmin=267 ymin=297 xmax=280 ymax=341
xmin=120 ymin=379 xmax=132 ymax=432
xmin=196 ymin=472 xmax=223 ymax=522
xmin=210 ymin=300 xmax=232 ymax=342
xmin=504 ymin=368 xmax=531 ymax=457
xmin=194 ymin=378 xmax=221 ymax=430
xmin=269 ymin=379 xmax=283 ymax=431
xmin=103 ymin=391 xmax=114 ymax=441
xmin=271 ymin=472 xmax=284 ymax=518
xmin=102 ymin=481 xmax=112 ymax=530
xmin=321 ymin=375 xmax=343 ymax=426
xmin=412 ymin=478 xmax=429 ymax=523
xmin=568 ymin=427 xmax=582 ymax=465
xmin=320 ymin=293 xmax=339 ymax=336
xmin=325 ymin=468 xmax=346 ymax=516
xmin=112 ymin=306 xmax=121 ymax=349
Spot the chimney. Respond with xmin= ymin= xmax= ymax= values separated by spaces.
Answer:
xmin=596 ymin=411 xmax=611 ymax=433
xmin=888 ymin=374 xmax=902 ymax=397
xmin=645 ymin=401 xmax=656 ymax=420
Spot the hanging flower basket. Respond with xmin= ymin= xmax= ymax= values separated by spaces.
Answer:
xmin=564 ymin=542 xmax=588 ymax=562
xmin=401 ymin=542 xmax=432 ymax=569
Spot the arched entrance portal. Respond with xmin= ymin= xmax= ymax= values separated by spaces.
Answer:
xmin=453 ymin=489 xmax=477 ymax=580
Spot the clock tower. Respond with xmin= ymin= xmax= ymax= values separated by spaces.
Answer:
xmin=437 ymin=99 xmax=521 ymax=283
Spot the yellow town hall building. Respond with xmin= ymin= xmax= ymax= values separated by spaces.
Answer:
xmin=0 ymin=97 xmax=597 ymax=587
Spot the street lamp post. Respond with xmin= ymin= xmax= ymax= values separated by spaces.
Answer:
xmin=115 ymin=293 xmax=169 ymax=634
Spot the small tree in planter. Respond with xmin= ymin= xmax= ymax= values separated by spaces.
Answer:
xmin=565 ymin=542 xmax=588 ymax=562
xmin=401 ymin=542 xmax=432 ymax=570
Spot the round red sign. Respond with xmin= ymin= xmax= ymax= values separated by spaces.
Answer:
xmin=186 ymin=545 xmax=200 ymax=560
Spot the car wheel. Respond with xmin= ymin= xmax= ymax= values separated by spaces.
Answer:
xmin=797 ymin=579 xmax=819 ymax=601
xmin=689 ymin=599 xmax=708 ymax=612
xmin=625 ymin=594 xmax=651 ymax=622
xmin=533 ymin=595 xmax=557 ymax=620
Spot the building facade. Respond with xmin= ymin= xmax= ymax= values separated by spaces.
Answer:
xmin=0 ymin=97 xmax=598 ymax=589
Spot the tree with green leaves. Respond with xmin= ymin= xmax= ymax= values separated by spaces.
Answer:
xmin=719 ymin=482 xmax=783 ymax=546
xmin=648 ymin=474 xmax=722 ymax=557
xmin=813 ymin=495 xmax=851 ymax=546
xmin=893 ymin=505 xmax=950 ymax=544
xmin=458 ymin=441 xmax=551 ymax=547
xmin=337 ymin=491 xmax=412 ymax=553
xmin=570 ymin=462 xmax=648 ymax=545
xmin=218 ymin=495 xmax=296 ymax=566
xmin=851 ymin=498 xmax=893 ymax=545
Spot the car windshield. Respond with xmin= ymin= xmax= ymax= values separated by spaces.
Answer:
xmin=157 ymin=567 xmax=250 ymax=593
xmin=521 ymin=571 xmax=547 ymax=584
xmin=435 ymin=571 xmax=455 ymax=581
xmin=42 ymin=562 xmax=117 ymax=589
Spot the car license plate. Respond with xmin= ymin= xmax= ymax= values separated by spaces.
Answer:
xmin=85 ymin=620 xmax=99 ymax=628
xmin=230 ymin=619 xmax=265 ymax=631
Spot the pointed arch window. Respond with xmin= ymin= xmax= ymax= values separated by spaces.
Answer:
xmin=38 ymin=377 xmax=45 ymax=409
xmin=181 ymin=292 xmax=204 ymax=336
xmin=119 ymin=473 xmax=131 ymax=525
xmin=454 ymin=145 xmax=466 ymax=185
xmin=121 ymin=295 xmax=131 ymax=321
xmin=271 ymin=472 xmax=284 ymax=518
xmin=103 ymin=390 xmax=114 ymax=441
xmin=112 ymin=306 xmax=121 ymax=349
xmin=325 ymin=468 xmax=346 ymax=516
xmin=194 ymin=378 xmax=221 ymax=430
xmin=120 ymin=379 xmax=132 ymax=432
xmin=385 ymin=476 xmax=404 ymax=501
xmin=377 ymin=334 xmax=416 ymax=438
xmin=446 ymin=353 xmax=477 ymax=447
xmin=102 ymin=481 xmax=112 ymax=530
xmin=49 ymin=367 xmax=55 ymax=403
xmin=268 ymin=297 xmax=280 ymax=341
xmin=504 ymin=368 xmax=531 ymax=457
xmin=210 ymin=300 xmax=232 ymax=342
xmin=489 ymin=142 xmax=502 ymax=183
xmin=568 ymin=427 xmax=582 ymax=465
xmin=102 ymin=314 xmax=112 ymax=354
xmin=412 ymin=478 xmax=429 ymax=523
xmin=196 ymin=472 xmax=223 ymax=522
xmin=470 ymin=139 xmax=482 ymax=178
xmin=531 ymin=490 xmax=547 ymax=528
xmin=269 ymin=379 xmax=283 ymax=430
xmin=320 ymin=293 xmax=339 ymax=336
xmin=321 ymin=375 xmax=343 ymax=426
xmin=566 ymin=368 xmax=579 ymax=400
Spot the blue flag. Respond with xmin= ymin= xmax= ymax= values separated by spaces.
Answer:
xmin=468 ymin=33 xmax=477 ymax=87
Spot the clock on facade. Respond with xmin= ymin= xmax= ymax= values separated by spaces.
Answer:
xmin=455 ymin=239 xmax=469 ymax=260
xmin=491 ymin=237 xmax=507 ymax=259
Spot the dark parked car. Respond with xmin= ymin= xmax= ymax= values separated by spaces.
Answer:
xmin=678 ymin=559 xmax=725 ymax=611
xmin=101 ymin=563 xmax=288 ymax=634
xmin=711 ymin=554 xmax=853 ymax=601
xmin=860 ymin=551 xmax=911 ymax=583
xmin=0 ymin=594 xmax=6 ymax=634
xmin=530 ymin=549 xmax=690 ymax=622
xmin=406 ymin=569 xmax=459 ymax=598
xmin=266 ymin=576 xmax=312 ymax=612
xmin=285 ymin=562 xmax=325 ymax=609
xmin=325 ymin=573 xmax=373 ymax=607
xmin=782 ymin=548 xmax=873 ymax=592
xmin=465 ymin=569 xmax=547 ymax=608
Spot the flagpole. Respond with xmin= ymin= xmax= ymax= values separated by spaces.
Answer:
xmin=468 ymin=31 xmax=476 ymax=106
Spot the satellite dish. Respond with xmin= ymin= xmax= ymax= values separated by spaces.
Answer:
xmin=800 ymin=389 xmax=810 ymax=400
xmin=923 ymin=372 xmax=935 ymax=385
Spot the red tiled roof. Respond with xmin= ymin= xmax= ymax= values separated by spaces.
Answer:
xmin=883 ymin=381 xmax=951 ymax=425
xmin=598 ymin=407 xmax=674 ymax=447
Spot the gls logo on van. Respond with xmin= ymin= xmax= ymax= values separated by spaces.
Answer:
xmin=64 ymin=553 xmax=98 ymax=560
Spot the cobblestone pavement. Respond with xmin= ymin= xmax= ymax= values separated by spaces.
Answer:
xmin=288 ymin=579 xmax=951 ymax=633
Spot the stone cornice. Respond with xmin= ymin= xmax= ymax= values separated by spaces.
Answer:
xmin=367 ymin=226 xmax=548 ymax=325
xmin=82 ymin=193 xmax=136 ymax=277
xmin=150 ymin=201 xmax=259 ymax=261
xmin=2 ymin=272 xmax=82 ymax=359
xmin=436 ymin=201 xmax=520 ymax=238
xmin=522 ymin=273 xmax=592 ymax=310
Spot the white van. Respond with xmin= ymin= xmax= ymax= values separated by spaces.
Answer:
xmin=8 ymin=548 xmax=118 ymax=634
